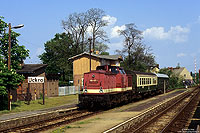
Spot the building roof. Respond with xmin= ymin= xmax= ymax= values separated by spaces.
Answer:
xmin=68 ymin=52 xmax=123 ymax=61
xmin=17 ymin=64 xmax=47 ymax=74
xmin=156 ymin=73 xmax=169 ymax=78
xmin=172 ymin=67 xmax=185 ymax=75
xmin=125 ymin=70 xmax=156 ymax=76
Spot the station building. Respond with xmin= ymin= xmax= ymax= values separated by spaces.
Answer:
xmin=69 ymin=52 xmax=123 ymax=87
xmin=16 ymin=64 xmax=59 ymax=101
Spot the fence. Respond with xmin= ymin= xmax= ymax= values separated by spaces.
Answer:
xmin=58 ymin=86 xmax=81 ymax=96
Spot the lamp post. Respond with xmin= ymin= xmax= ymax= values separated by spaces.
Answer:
xmin=8 ymin=23 xmax=24 ymax=111
xmin=88 ymin=37 xmax=92 ymax=72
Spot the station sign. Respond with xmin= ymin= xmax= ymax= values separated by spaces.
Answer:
xmin=28 ymin=77 xmax=44 ymax=83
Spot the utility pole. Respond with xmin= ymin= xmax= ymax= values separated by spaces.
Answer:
xmin=8 ymin=23 xmax=11 ymax=111
xmin=7 ymin=23 xmax=24 ymax=111
xmin=195 ymin=59 xmax=197 ymax=83
xmin=88 ymin=37 xmax=92 ymax=72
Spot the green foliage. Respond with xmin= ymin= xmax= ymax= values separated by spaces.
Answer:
xmin=0 ymin=16 xmax=29 ymax=110
xmin=39 ymin=33 xmax=75 ymax=81
xmin=100 ymin=51 xmax=109 ymax=55
xmin=0 ymin=17 xmax=29 ymax=70
xmin=116 ymin=23 xmax=156 ymax=72
xmin=0 ymin=58 xmax=24 ymax=110
xmin=191 ymin=72 xmax=199 ymax=84
xmin=159 ymin=68 xmax=184 ymax=89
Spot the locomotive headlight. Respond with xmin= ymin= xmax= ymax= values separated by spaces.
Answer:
xmin=84 ymin=87 xmax=87 ymax=93
xmin=99 ymin=87 xmax=103 ymax=93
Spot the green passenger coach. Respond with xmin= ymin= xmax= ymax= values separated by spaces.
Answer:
xmin=133 ymin=71 xmax=157 ymax=93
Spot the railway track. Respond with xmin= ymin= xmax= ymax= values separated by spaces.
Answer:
xmin=2 ymin=108 xmax=99 ymax=133
xmin=104 ymin=87 xmax=200 ymax=133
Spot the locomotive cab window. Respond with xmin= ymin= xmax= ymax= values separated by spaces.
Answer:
xmin=111 ymin=67 xmax=119 ymax=74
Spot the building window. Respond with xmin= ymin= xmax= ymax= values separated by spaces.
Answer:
xmin=184 ymin=74 xmax=186 ymax=77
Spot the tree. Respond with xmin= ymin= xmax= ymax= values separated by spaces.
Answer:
xmin=87 ymin=8 xmax=109 ymax=51
xmin=116 ymin=23 xmax=156 ymax=71
xmin=95 ymin=43 xmax=109 ymax=54
xmin=118 ymin=23 xmax=142 ymax=66
xmin=0 ymin=17 xmax=28 ymax=110
xmin=0 ymin=17 xmax=29 ymax=70
xmin=159 ymin=68 xmax=184 ymax=89
xmin=39 ymin=33 xmax=74 ymax=82
xmin=0 ymin=58 xmax=24 ymax=110
xmin=62 ymin=8 xmax=109 ymax=53
xmin=62 ymin=12 xmax=89 ymax=53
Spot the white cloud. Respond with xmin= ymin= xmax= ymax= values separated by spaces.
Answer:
xmin=197 ymin=16 xmax=200 ymax=23
xmin=143 ymin=26 xmax=190 ymax=43
xmin=111 ymin=25 xmax=126 ymax=38
xmin=177 ymin=53 xmax=187 ymax=57
xmin=102 ymin=15 xmax=117 ymax=26
xmin=36 ymin=47 xmax=44 ymax=56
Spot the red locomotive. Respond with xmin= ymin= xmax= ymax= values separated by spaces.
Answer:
xmin=79 ymin=65 xmax=169 ymax=109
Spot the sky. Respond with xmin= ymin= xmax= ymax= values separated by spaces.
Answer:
xmin=1 ymin=0 xmax=200 ymax=72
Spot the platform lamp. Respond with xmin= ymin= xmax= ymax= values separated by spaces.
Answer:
xmin=8 ymin=23 xmax=24 ymax=111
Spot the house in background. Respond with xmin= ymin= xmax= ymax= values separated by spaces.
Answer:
xmin=69 ymin=52 xmax=123 ymax=87
xmin=168 ymin=67 xmax=193 ymax=83
xmin=16 ymin=64 xmax=59 ymax=101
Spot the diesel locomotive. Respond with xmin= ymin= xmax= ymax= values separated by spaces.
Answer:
xmin=78 ymin=65 xmax=169 ymax=109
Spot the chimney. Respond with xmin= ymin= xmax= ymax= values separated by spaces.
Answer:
xmin=156 ymin=64 xmax=159 ymax=69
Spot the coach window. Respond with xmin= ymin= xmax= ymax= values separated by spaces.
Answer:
xmin=153 ymin=78 xmax=156 ymax=84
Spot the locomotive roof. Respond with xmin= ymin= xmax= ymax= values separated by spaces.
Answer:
xmin=69 ymin=52 xmax=123 ymax=61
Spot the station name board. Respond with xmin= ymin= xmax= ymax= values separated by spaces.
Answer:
xmin=28 ymin=77 xmax=44 ymax=83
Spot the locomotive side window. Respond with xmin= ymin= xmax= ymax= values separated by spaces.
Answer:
xmin=119 ymin=69 xmax=126 ymax=74
xmin=119 ymin=68 xmax=126 ymax=74
xmin=96 ymin=66 xmax=105 ymax=70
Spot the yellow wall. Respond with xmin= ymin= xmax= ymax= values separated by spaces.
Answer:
xmin=180 ymin=68 xmax=193 ymax=80
xmin=73 ymin=56 xmax=100 ymax=75
xmin=73 ymin=56 xmax=100 ymax=86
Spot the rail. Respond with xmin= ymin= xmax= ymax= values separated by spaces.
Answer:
xmin=161 ymin=88 xmax=200 ymax=132
xmin=104 ymin=88 xmax=197 ymax=133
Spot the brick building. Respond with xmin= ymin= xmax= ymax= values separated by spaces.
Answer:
xmin=16 ymin=64 xmax=59 ymax=101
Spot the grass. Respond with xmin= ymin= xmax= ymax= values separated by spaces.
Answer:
xmin=51 ymin=117 xmax=101 ymax=133
xmin=52 ymin=126 xmax=81 ymax=133
xmin=0 ymin=94 xmax=78 ymax=116
xmin=76 ymin=117 xmax=101 ymax=125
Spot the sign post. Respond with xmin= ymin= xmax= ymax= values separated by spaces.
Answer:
xmin=28 ymin=77 xmax=45 ymax=105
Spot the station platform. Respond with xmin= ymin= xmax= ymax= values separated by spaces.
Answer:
xmin=0 ymin=103 xmax=77 ymax=122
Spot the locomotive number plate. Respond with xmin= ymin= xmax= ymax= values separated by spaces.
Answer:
xmin=89 ymin=79 xmax=98 ymax=84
